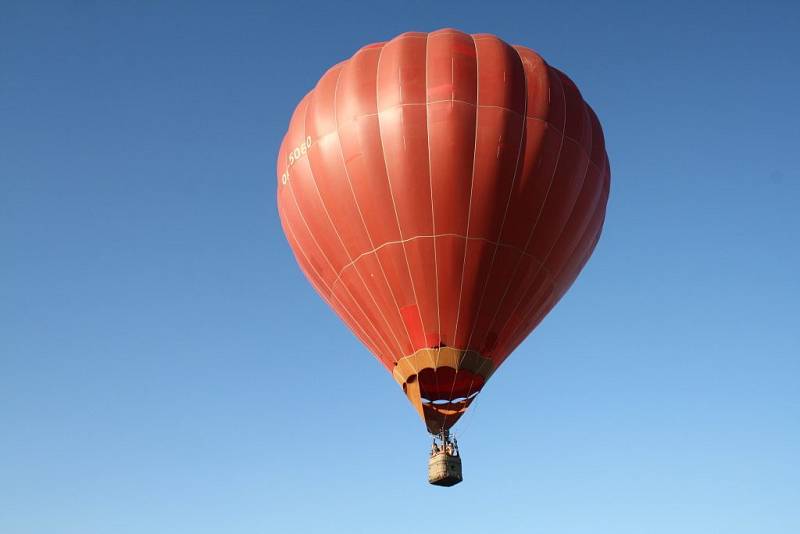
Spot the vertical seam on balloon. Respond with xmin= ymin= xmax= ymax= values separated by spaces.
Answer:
xmin=302 ymin=70 xmax=406 ymax=360
xmin=292 ymin=91 xmax=395 ymax=357
xmin=491 ymin=77 xmax=588 ymax=357
xmin=284 ymin=169 xmax=393 ymax=357
xmin=450 ymin=32 xmax=479 ymax=356
xmin=488 ymin=73 xmax=580 ymax=348
xmin=505 ymin=186 xmax=606 ymax=358
xmin=332 ymin=54 xmax=413 ymax=367
xmin=509 ymin=151 xmax=608 ymax=356
xmin=499 ymin=129 xmax=604 ymax=358
xmin=281 ymin=205 xmax=384 ymax=357
xmin=375 ymin=38 xmax=424 ymax=378
xmin=278 ymin=116 xmax=390 ymax=355
xmin=462 ymin=42 xmax=530 ymax=363
xmin=283 ymin=218 xmax=376 ymax=350
xmin=284 ymin=179 xmax=390 ymax=357
xmin=498 ymin=195 xmax=602 ymax=360
xmin=477 ymin=65 xmax=568 ymax=362
xmin=424 ymin=31 xmax=443 ymax=398
xmin=457 ymin=41 xmax=531 ymax=424
xmin=441 ymin=32 xmax=480 ymax=433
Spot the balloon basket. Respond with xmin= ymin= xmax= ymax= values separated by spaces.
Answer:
xmin=428 ymin=431 xmax=463 ymax=487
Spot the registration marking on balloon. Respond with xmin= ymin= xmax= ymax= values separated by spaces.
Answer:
xmin=280 ymin=136 xmax=313 ymax=185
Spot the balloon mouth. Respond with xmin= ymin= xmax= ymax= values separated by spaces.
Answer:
xmin=393 ymin=347 xmax=494 ymax=433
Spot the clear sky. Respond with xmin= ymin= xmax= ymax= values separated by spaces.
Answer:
xmin=2 ymin=1 xmax=799 ymax=533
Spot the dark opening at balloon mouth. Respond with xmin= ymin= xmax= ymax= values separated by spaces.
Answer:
xmin=404 ymin=367 xmax=486 ymax=402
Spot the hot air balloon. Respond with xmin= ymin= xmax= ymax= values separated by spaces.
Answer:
xmin=276 ymin=28 xmax=610 ymax=486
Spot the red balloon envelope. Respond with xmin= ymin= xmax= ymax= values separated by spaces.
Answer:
xmin=277 ymin=29 xmax=610 ymax=435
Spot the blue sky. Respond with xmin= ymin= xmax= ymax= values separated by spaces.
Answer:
xmin=2 ymin=1 xmax=799 ymax=533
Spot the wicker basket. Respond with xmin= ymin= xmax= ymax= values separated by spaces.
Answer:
xmin=428 ymin=450 xmax=463 ymax=486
